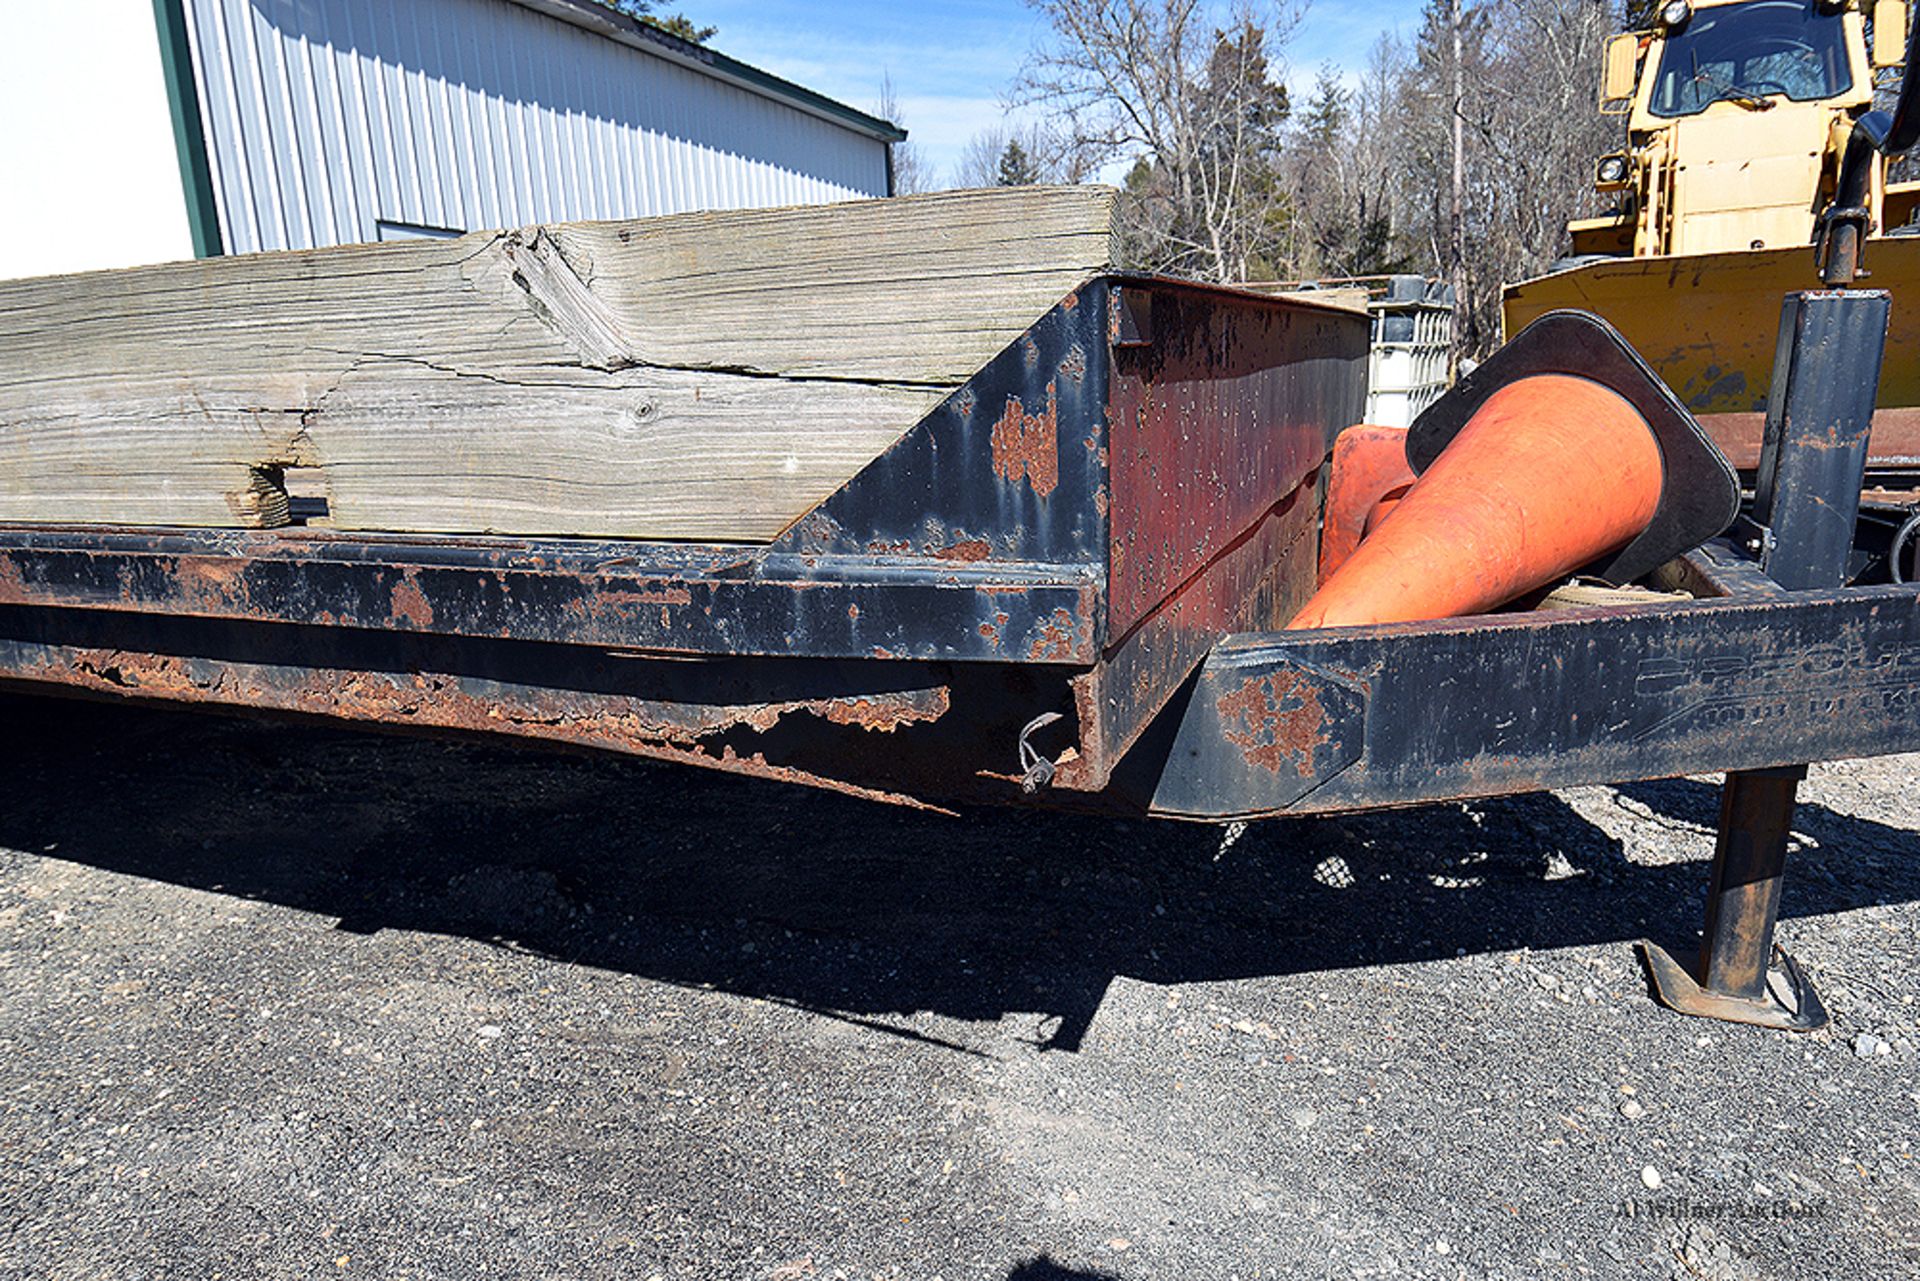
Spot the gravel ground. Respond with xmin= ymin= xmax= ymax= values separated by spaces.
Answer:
xmin=0 ymin=690 xmax=1916 ymax=1280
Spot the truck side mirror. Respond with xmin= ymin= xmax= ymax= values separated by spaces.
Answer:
xmin=1601 ymin=33 xmax=1639 ymax=111
xmin=1874 ymin=0 xmax=1907 ymax=67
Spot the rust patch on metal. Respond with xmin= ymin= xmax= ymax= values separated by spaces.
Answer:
xmin=1215 ymin=670 xmax=1332 ymax=779
xmin=389 ymin=572 xmax=435 ymax=630
xmin=714 ymin=684 xmax=950 ymax=737
xmin=816 ymin=686 xmax=951 ymax=732
xmin=560 ymin=583 xmax=696 ymax=630
xmin=1699 ymin=406 xmax=1920 ymax=470
xmin=176 ymin=556 xmax=246 ymax=599
xmin=59 ymin=650 xmax=215 ymax=699
xmin=600 ymin=586 xmax=694 ymax=608
xmin=9 ymin=647 xmax=955 ymax=811
xmin=1027 ymin=606 xmax=1080 ymax=662
xmin=977 ymin=609 xmax=1011 ymax=649
xmin=1060 ymin=343 xmax=1088 ymax=383
xmin=0 ymin=554 xmax=27 ymax=605
xmin=934 ymin=538 xmax=992 ymax=563
xmin=1049 ymin=669 xmax=1106 ymax=792
xmin=990 ymin=381 xmax=1060 ymax=497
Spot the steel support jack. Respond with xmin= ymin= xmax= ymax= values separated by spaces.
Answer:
xmin=1640 ymin=766 xmax=1827 ymax=1031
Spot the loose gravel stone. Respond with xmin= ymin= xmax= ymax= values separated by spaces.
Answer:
xmin=1 ymin=693 xmax=1916 ymax=1279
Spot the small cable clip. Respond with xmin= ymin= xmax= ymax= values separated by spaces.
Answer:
xmin=1017 ymin=711 xmax=1065 ymax=793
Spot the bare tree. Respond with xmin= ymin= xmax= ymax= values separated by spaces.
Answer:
xmin=1388 ymin=0 xmax=1617 ymax=357
xmin=954 ymin=127 xmax=1014 ymax=188
xmin=875 ymin=74 xmax=933 ymax=195
xmin=1281 ymin=54 xmax=1411 ymax=278
xmin=953 ymin=124 xmax=1061 ymax=188
xmin=1009 ymin=0 xmax=1617 ymax=312
xmin=1015 ymin=0 xmax=1303 ymax=282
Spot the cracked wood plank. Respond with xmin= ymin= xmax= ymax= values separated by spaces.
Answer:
xmin=0 ymin=186 xmax=1116 ymax=541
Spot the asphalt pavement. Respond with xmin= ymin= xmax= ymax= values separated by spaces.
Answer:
xmin=0 ymin=690 xmax=1916 ymax=1279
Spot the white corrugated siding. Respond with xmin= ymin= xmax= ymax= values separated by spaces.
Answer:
xmin=183 ymin=0 xmax=892 ymax=253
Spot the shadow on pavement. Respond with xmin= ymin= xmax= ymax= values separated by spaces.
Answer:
xmin=1004 ymin=1256 xmax=1122 ymax=1280
xmin=3 ymin=692 xmax=1916 ymax=1052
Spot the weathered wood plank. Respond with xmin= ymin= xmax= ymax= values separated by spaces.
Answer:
xmin=0 ymin=186 xmax=1116 ymax=541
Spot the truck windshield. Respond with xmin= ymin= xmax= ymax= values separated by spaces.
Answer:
xmin=1648 ymin=0 xmax=1852 ymax=117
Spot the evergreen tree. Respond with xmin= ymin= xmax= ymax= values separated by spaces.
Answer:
xmin=996 ymin=139 xmax=1041 ymax=186
xmin=591 ymin=0 xmax=715 ymax=44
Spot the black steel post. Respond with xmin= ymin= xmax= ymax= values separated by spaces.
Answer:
xmin=1643 ymin=291 xmax=1886 ymax=1031
xmin=1698 ymin=765 xmax=1806 ymax=1001
xmin=1752 ymin=291 xmax=1890 ymax=589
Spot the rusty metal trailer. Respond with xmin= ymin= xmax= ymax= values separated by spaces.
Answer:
xmin=1 ymin=275 xmax=1915 ymax=1032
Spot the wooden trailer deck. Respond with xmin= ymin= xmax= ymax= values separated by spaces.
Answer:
xmin=0 ymin=186 xmax=1116 ymax=540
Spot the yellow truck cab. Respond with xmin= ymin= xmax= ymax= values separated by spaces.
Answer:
xmin=1572 ymin=0 xmax=1893 ymax=259
xmin=1505 ymin=0 xmax=1920 ymax=418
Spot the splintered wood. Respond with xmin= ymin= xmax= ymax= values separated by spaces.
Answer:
xmin=0 ymin=186 xmax=1117 ymax=541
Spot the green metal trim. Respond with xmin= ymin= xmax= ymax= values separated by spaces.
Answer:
xmin=151 ymin=0 xmax=224 ymax=258
xmin=689 ymin=44 xmax=908 ymax=144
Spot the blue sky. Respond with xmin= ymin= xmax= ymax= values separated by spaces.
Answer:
xmin=688 ymin=1 xmax=1428 ymax=183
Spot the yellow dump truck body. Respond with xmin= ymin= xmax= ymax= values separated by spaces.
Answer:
xmin=1507 ymin=238 xmax=1920 ymax=415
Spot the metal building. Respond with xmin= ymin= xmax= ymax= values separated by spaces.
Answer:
xmin=170 ymin=0 xmax=904 ymax=256
xmin=0 ymin=0 xmax=903 ymax=278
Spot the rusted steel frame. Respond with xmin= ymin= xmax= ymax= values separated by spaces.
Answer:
xmin=1055 ymin=479 xmax=1320 ymax=793
xmin=1697 ymin=405 xmax=1920 ymax=472
xmin=0 ymin=278 xmax=1376 ymax=812
xmin=1105 ymin=281 xmax=1370 ymax=637
xmin=777 ymin=280 xmax=1113 ymax=570
xmin=1147 ymin=583 xmax=1920 ymax=820
xmin=1051 ymin=275 xmax=1362 ymax=790
xmin=0 ymin=526 xmax=1100 ymax=664
xmin=0 ymin=605 xmax=1081 ymax=810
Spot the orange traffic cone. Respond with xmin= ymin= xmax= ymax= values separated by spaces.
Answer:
xmin=1289 ymin=372 xmax=1664 ymax=630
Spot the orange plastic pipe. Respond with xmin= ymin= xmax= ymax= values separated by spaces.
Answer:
xmin=1289 ymin=373 xmax=1663 ymax=630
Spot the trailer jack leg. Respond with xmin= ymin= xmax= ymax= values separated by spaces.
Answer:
xmin=1640 ymin=766 xmax=1828 ymax=1031
xmin=1636 ymin=289 xmax=1888 ymax=1031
